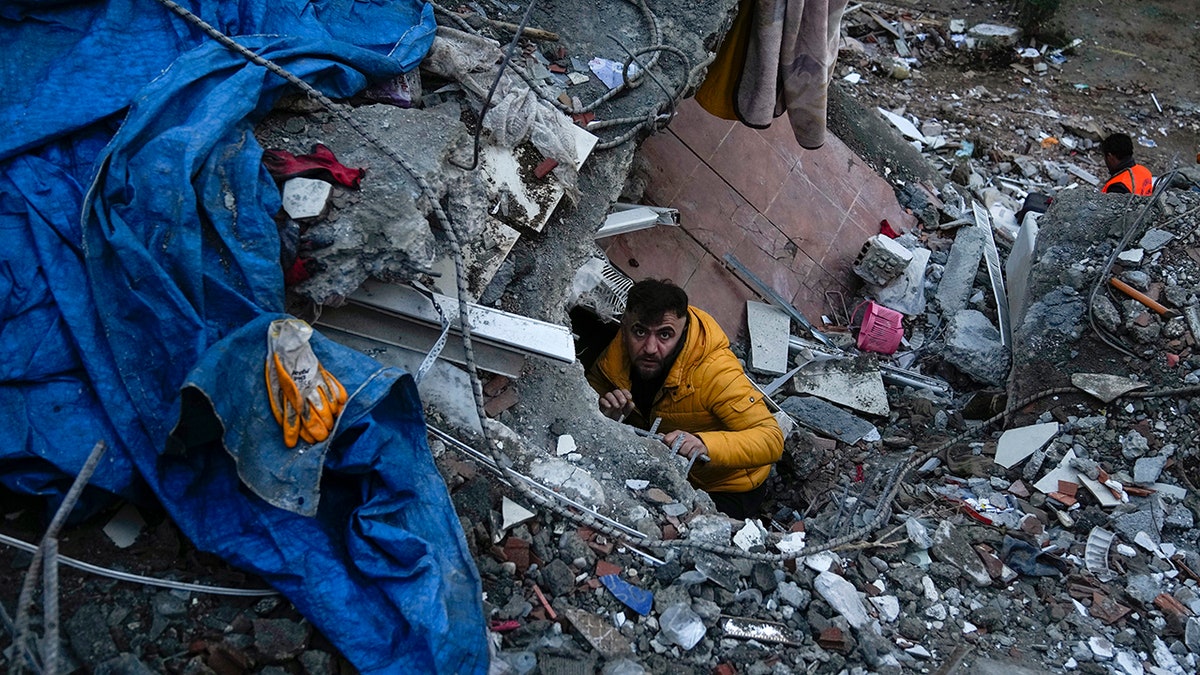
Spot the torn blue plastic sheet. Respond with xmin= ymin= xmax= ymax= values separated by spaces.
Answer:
xmin=0 ymin=1 xmax=487 ymax=673
xmin=600 ymin=574 xmax=653 ymax=616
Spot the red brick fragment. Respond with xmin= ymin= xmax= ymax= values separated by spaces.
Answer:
xmin=595 ymin=560 xmax=622 ymax=577
xmin=484 ymin=387 xmax=519 ymax=417
xmin=533 ymin=158 xmax=559 ymax=179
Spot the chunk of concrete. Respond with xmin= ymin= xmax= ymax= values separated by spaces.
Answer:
xmin=779 ymin=396 xmax=877 ymax=444
xmin=528 ymin=456 xmax=606 ymax=507
xmin=943 ymin=309 xmax=1010 ymax=386
xmin=746 ymin=301 xmax=790 ymax=375
xmin=936 ymin=225 xmax=987 ymax=317
xmin=873 ymin=246 xmax=930 ymax=317
xmin=791 ymin=359 xmax=890 ymax=417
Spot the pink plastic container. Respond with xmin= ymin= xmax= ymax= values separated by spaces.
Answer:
xmin=856 ymin=302 xmax=904 ymax=355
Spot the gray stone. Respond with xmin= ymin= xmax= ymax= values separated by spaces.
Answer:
xmin=691 ymin=597 xmax=722 ymax=622
xmin=1134 ymin=455 xmax=1169 ymax=485
xmin=1185 ymin=617 xmax=1200 ymax=653
xmin=252 ymin=618 xmax=310 ymax=662
xmin=777 ymin=581 xmax=811 ymax=610
xmin=528 ymin=457 xmax=606 ymax=507
xmin=693 ymin=551 xmax=741 ymax=590
xmin=1139 ymin=228 xmax=1175 ymax=252
xmin=779 ymin=395 xmax=876 ymax=444
xmin=930 ymin=522 xmax=992 ymax=586
xmin=94 ymin=654 xmax=158 ymax=675
xmin=1125 ymin=574 xmax=1163 ymax=604
xmin=751 ymin=562 xmax=778 ymax=593
xmin=814 ymin=571 xmax=870 ymax=629
xmin=66 ymin=604 xmax=120 ymax=664
xmin=1120 ymin=270 xmax=1151 ymax=291
xmin=943 ymin=309 xmax=1010 ymax=386
xmin=936 ymin=225 xmax=986 ymax=316
xmin=538 ymin=652 xmax=595 ymax=675
xmin=299 ymin=650 xmax=335 ymax=675
xmin=1165 ymin=505 xmax=1194 ymax=531
xmin=1092 ymin=294 xmax=1122 ymax=331
xmin=541 ymin=558 xmax=577 ymax=597
xmin=1113 ymin=510 xmax=1161 ymax=544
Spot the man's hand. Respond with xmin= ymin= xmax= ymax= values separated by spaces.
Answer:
xmin=662 ymin=429 xmax=707 ymax=460
xmin=598 ymin=389 xmax=635 ymax=421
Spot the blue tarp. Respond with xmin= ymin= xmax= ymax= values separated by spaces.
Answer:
xmin=0 ymin=1 xmax=488 ymax=672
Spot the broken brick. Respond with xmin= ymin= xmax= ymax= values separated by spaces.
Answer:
xmin=572 ymin=112 xmax=596 ymax=127
xmin=1047 ymin=492 xmax=1077 ymax=508
xmin=504 ymin=537 xmax=532 ymax=575
xmin=483 ymin=374 xmax=511 ymax=397
xmin=484 ymin=387 xmax=519 ymax=418
xmin=595 ymin=560 xmax=622 ymax=577
xmin=712 ymin=664 xmax=738 ymax=675
xmin=533 ymin=158 xmax=559 ymax=179
xmin=817 ymin=626 xmax=851 ymax=653
xmin=1090 ymin=592 xmax=1131 ymax=625
xmin=1154 ymin=593 xmax=1190 ymax=631
xmin=1057 ymin=480 xmax=1078 ymax=498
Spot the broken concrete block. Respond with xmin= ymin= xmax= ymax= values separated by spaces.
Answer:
xmin=1139 ymin=228 xmax=1174 ymax=252
xmin=1133 ymin=454 xmax=1168 ymax=485
xmin=968 ymin=23 xmax=1021 ymax=49
xmin=779 ymin=396 xmax=876 ymax=444
xmin=854 ymin=234 xmax=913 ymax=286
xmin=943 ymin=309 xmax=1010 ymax=386
xmin=281 ymin=177 xmax=331 ymax=220
xmin=528 ymin=456 xmax=605 ymax=507
xmin=791 ymin=359 xmax=889 ymax=417
xmin=936 ymin=225 xmax=987 ymax=317
xmin=746 ymin=301 xmax=790 ymax=375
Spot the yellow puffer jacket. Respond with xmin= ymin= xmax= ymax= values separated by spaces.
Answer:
xmin=587 ymin=306 xmax=784 ymax=494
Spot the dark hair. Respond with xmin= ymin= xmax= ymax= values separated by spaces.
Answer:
xmin=625 ymin=279 xmax=688 ymax=325
xmin=1102 ymin=133 xmax=1134 ymax=160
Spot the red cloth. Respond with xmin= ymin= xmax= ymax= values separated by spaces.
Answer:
xmin=262 ymin=143 xmax=365 ymax=189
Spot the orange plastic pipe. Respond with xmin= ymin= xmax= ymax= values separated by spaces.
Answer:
xmin=1110 ymin=277 xmax=1171 ymax=315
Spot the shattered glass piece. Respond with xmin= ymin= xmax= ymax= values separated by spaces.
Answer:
xmin=692 ymin=552 xmax=740 ymax=591
xmin=599 ymin=574 xmax=653 ymax=616
xmin=659 ymin=603 xmax=705 ymax=650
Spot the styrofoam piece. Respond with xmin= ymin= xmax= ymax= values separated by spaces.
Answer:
xmin=1084 ymin=527 xmax=1117 ymax=582
xmin=994 ymin=421 xmax=1059 ymax=468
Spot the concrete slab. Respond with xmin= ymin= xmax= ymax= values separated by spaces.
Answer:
xmin=779 ymin=396 xmax=876 ymax=444
xmin=935 ymin=225 xmax=986 ymax=316
xmin=746 ymin=301 xmax=790 ymax=374
xmin=791 ymin=359 xmax=890 ymax=417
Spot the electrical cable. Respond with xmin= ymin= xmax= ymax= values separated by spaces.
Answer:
xmin=0 ymin=532 xmax=278 ymax=597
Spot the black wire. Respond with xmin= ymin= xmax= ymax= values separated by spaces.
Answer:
xmin=451 ymin=0 xmax=541 ymax=171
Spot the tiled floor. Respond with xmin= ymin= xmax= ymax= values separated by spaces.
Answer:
xmin=601 ymin=98 xmax=916 ymax=341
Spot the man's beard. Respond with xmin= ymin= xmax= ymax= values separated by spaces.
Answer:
xmin=631 ymin=339 xmax=684 ymax=385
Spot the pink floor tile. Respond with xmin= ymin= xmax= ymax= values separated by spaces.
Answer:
xmin=672 ymin=166 xmax=756 ymax=256
xmin=682 ymin=256 xmax=757 ymax=342
xmin=669 ymin=99 xmax=734 ymax=163
xmin=600 ymin=223 xmax=705 ymax=288
xmin=709 ymin=125 xmax=794 ymax=214
xmin=765 ymin=166 xmax=848 ymax=251
xmin=797 ymin=136 xmax=868 ymax=206
xmin=638 ymin=131 xmax=702 ymax=208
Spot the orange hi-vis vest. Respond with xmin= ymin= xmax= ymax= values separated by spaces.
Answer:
xmin=1102 ymin=164 xmax=1154 ymax=196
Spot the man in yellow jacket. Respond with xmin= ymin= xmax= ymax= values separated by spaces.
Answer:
xmin=587 ymin=279 xmax=784 ymax=519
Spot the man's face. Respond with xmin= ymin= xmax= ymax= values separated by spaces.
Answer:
xmin=622 ymin=311 xmax=686 ymax=380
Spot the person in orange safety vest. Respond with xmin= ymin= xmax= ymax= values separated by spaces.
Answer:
xmin=1101 ymin=133 xmax=1154 ymax=196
